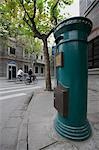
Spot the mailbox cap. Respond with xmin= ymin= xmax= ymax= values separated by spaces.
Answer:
xmin=54 ymin=16 xmax=93 ymax=38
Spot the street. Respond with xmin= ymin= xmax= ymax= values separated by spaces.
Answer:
xmin=0 ymin=76 xmax=99 ymax=150
xmin=0 ymin=79 xmax=46 ymax=150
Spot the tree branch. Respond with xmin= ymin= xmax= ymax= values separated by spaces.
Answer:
xmin=32 ymin=0 xmax=36 ymax=19
xmin=19 ymin=0 xmax=42 ymax=39
xmin=31 ymin=20 xmax=42 ymax=39
xmin=23 ymin=14 xmax=32 ymax=30
xmin=52 ymin=0 xmax=60 ymax=25
xmin=53 ymin=0 xmax=60 ymax=12
xmin=19 ymin=0 xmax=32 ymax=22
xmin=46 ymin=28 xmax=54 ymax=38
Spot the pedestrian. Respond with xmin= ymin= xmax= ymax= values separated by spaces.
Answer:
xmin=28 ymin=68 xmax=33 ymax=83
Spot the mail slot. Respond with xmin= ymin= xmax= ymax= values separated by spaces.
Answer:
xmin=54 ymin=85 xmax=69 ymax=117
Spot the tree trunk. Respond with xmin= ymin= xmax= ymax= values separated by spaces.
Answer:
xmin=43 ymin=38 xmax=52 ymax=91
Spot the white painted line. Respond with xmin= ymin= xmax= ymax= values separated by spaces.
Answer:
xmin=0 ymin=86 xmax=41 ymax=94
xmin=0 ymin=85 xmax=30 ymax=91
xmin=0 ymin=93 xmax=27 ymax=101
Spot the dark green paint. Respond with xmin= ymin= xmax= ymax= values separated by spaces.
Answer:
xmin=54 ymin=17 xmax=92 ymax=141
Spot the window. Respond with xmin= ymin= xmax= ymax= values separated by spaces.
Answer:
xmin=8 ymin=47 xmax=16 ymax=55
xmin=41 ymin=67 xmax=43 ymax=74
xmin=36 ymin=55 xmax=38 ymax=59
xmin=41 ymin=55 xmax=43 ymax=60
xmin=24 ymin=50 xmax=29 ymax=57
xmin=35 ymin=67 xmax=38 ymax=73
xmin=24 ymin=65 xmax=28 ymax=73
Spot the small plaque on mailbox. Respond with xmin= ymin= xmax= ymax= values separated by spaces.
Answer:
xmin=55 ymin=52 xmax=63 ymax=67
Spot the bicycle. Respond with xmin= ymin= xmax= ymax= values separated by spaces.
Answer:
xmin=15 ymin=73 xmax=28 ymax=84
xmin=15 ymin=75 xmax=24 ymax=84
xmin=24 ymin=74 xmax=38 ymax=85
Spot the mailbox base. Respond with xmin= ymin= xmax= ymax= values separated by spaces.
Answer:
xmin=54 ymin=117 xmax=91 ymax=141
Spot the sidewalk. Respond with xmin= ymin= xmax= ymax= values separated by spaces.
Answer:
xmin=17 ymin=75 xmax=99 ymax=150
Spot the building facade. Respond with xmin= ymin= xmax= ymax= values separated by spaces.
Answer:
xmin=80 ymin=0 xmax=99 ymax=68
xmin=0 ymin=37 xmax=45 ymax=79
xmin=33 ymin=53 xmax=45 ymax=77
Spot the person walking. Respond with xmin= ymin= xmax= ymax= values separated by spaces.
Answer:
xmin=28 ymin=68 xmax=33 ymax=83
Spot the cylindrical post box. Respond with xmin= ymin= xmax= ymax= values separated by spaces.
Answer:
xmin=54 ymin=17 xmax=92 ymax=141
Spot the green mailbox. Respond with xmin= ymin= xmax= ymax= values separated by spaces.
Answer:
xmin=54 ymin=17 xmax=92 ymax=141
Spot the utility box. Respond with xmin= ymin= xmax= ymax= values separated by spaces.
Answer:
xmin=54 ymin=17 xmax=92 ymax=141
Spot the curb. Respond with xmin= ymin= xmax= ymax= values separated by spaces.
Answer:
xmin=88 ymin=68 xmax=99 ymax=75
xmin=16 ymin=92 xmax=34 ymax=150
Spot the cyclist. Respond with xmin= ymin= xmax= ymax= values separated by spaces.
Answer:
xmin=17 ymin=68 xmax=24 ymax=81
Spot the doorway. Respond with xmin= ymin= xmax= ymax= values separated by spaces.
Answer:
xmin=8 ymin=65 xmax=16 ymax=79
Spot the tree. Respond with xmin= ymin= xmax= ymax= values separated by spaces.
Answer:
xmin=0 ymin=3 xmax=42 ymax=55
xmin=0 ymin=0 xmax=73 ymax=91
xmin=16 ymin=35 xmax=43 ymax=54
